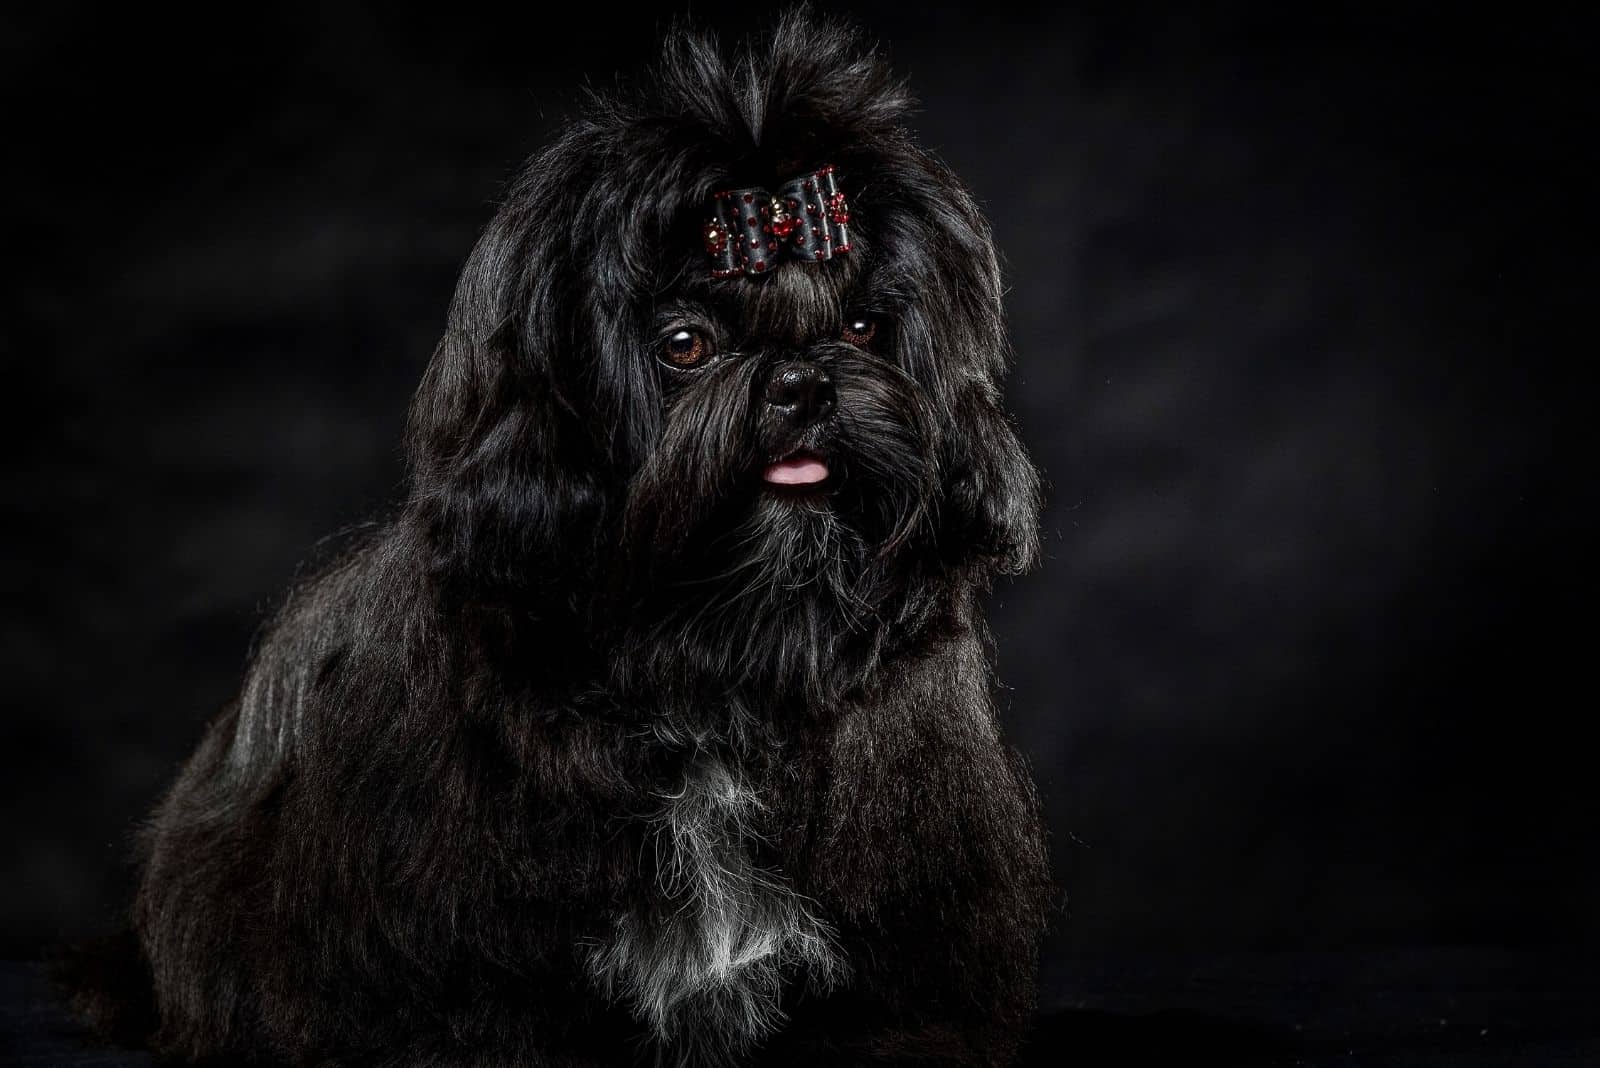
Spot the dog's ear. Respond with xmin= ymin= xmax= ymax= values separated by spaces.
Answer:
xmin=882 ymin=161 xmax=1043 ymax=579
xmin=942 ymin=382 xmax=1042 ymax=577
xmin=402 ymin=139 xmax=662 ymax=603
xmin=945 ymin=227 xmax=1041 ymax=579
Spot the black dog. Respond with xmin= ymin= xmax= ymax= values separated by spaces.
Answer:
xmin=125 ymin=13 xmax=1052 ymax=1066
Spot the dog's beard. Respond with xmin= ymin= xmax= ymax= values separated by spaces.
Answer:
xmin=615 ymin=345 xmax=941 ymax=707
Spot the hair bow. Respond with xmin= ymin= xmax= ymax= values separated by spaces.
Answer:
xmin=702 ymin=165 xmax=852 ymax=278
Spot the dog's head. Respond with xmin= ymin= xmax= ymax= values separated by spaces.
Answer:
xmin=405 ymin=12 xmax=1039 ymax=699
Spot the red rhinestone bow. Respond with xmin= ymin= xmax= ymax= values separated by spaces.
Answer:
xmin=704 ymin=165 xmax=852 ymax=278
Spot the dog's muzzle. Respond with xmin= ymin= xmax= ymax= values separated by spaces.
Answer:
xmin=762 ymin=361 xmax=834 ymax=485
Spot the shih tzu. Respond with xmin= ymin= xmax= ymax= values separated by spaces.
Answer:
xmin=117 ymin=11 xmax=1053 ymax=1067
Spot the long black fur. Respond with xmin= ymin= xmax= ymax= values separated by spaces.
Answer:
xmin=107 ymin=11 xmax=1053 ymax=1066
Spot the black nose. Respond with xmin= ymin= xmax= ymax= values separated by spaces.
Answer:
xmin=764 ymin=362 xmax=836 ymax=427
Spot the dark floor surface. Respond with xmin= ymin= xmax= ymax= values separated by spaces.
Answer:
xmin=4 ymin=948 xmax=1595 ymax=1066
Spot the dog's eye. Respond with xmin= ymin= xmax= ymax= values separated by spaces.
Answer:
xmin=841 ymin=316 xmax=879 ymax=348
xmin=660 ymin=328 xmax=716 ymax=369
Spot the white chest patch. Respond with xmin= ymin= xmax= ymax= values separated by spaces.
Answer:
xmin=584 ymin=755 xmax=844 ymax=1060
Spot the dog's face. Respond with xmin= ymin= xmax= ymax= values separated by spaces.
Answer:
xmin=404 ymin=17 xmax=1039 ymax=699
xmin=627 ymin=256 xmax=933 ymax=603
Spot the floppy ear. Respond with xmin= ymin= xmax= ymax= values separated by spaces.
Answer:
xmin=402 ymin=136 xmax=661 ymax=604
xmin=939 ymin=290 xmax=1043 ymax=577
xmin=881 ymin=153 xmax=1043 ymax=579
xmin=942 ymin=383 xmax=1042 ymax=577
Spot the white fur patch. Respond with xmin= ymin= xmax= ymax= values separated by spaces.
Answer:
xmin=585 ymin=754 xmax=844 ymax=1062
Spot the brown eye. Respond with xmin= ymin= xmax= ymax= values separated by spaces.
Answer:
xmin=661 ymin=328 xmax=715 ymax=369
xmin=841 ymin=316 xmax=879 ymax=347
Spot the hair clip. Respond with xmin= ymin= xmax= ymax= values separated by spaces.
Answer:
xmin=704 ymin=165 xmax=851 ymax=278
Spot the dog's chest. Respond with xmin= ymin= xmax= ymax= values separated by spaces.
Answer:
xmin=584 ymin=753 xmax=842 ymax=1055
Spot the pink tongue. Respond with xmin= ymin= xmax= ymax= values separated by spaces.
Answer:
xmin=763 ymin=456 xmax=830 ymax=485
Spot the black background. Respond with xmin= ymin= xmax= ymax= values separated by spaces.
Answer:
xmin=3 ymin=1 xmax=1592 ymax=976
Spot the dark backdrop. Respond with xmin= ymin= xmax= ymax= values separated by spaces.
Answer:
xmin=4 ymin=3 xmax=1591 ymax=969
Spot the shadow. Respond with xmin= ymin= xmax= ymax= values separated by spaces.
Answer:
xmin=1019 ymin=1006 xmax=1298 ymax=1067
xmin=44 ymin=932 xmax=159 ymax=1052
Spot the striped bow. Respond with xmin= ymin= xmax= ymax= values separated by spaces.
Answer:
xmin=702 ymin=165 xmax=852 ymax=278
